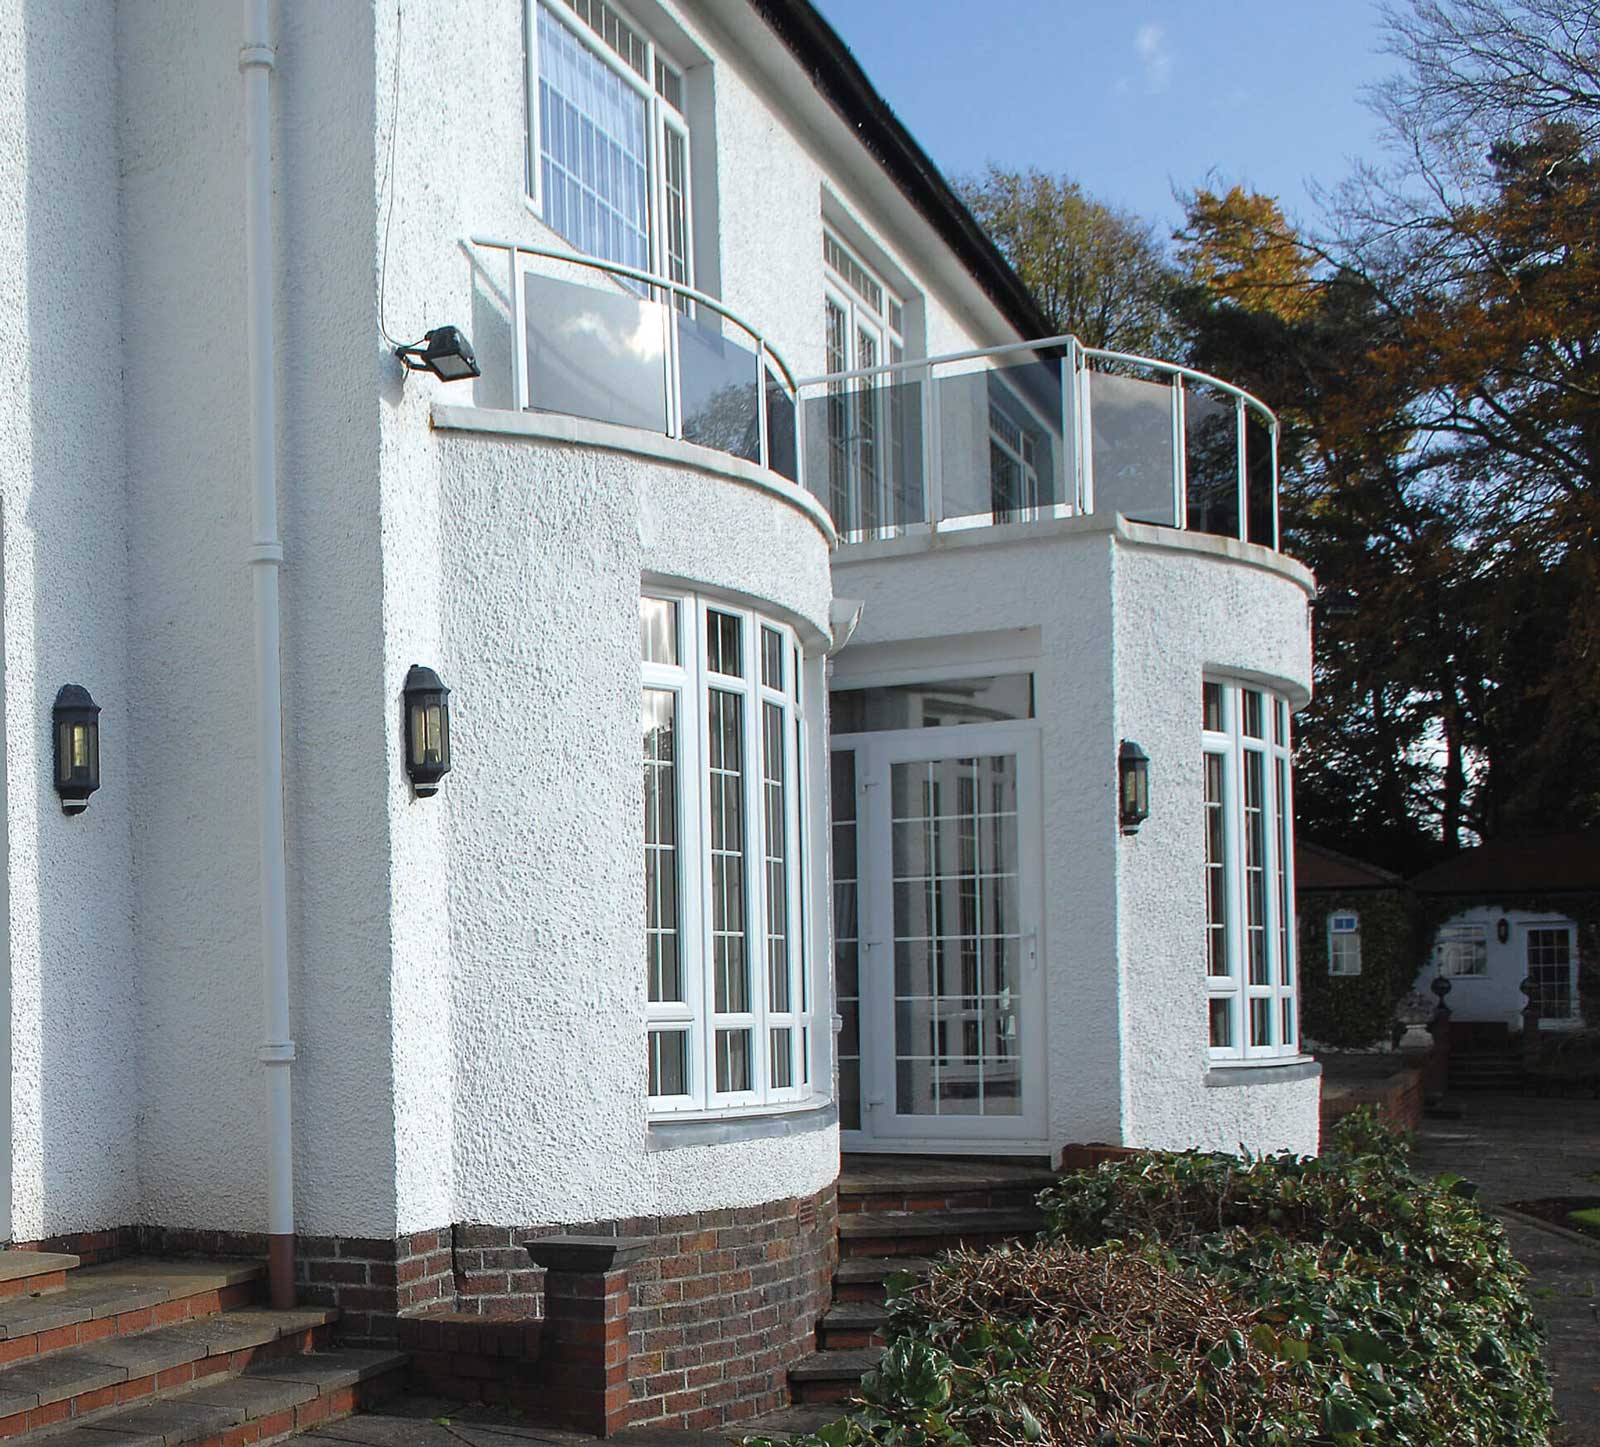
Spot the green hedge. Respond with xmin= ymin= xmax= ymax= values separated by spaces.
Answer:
xmin=1297 ymin=888 xmax=1422 ymax=1047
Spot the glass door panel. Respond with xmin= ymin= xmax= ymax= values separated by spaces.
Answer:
xmin=842 ymin=726 xmax=1044 ymax=1146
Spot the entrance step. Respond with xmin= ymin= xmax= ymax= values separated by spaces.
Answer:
xmin=838 ymin=1157 xmax=1056 ymax=1216
xmin=0 ymin=1262 xmax=264 ymax=1371
xmin=788 ymin=1348 xmax=884 ymax=1405
xmin=817 ymin=1303 xmax=886 ymax=1351
xmin=837 ymin=1207 xmax=1042 ymax=1258
xmin=743 ymin=1403 xmax=860 ymax=1439
xmin=833 ymin=1256 xmax=935 ymax=1305
xmin=25 ymin=1349 xmax=404 ymax=1447
xmin=0 ymin=1251 xmax=404 ymax=1447
xmin=0 ymin=1261 xmax=80 ymax=1304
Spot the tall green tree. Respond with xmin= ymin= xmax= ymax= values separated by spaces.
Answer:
xmin=957 ymin=166 xmax=1176 ymax=353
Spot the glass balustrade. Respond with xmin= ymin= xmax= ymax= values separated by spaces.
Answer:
xmin=795 ymin=338 xmax=1281 ymax=552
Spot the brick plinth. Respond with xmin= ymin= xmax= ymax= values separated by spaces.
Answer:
xmin=18 ymin=1183 xmax=837 ymax=1434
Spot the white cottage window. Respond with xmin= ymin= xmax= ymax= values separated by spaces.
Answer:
xmin=528 ymin=0 xmax=692 ymax=289
xmin=1328 ymin=913 xmax=1362 ymax=976
xmin=1436 ymin=924 xmax=1487 ymax=977
xmin=1203 ymin=681 xmax=1299 ymax=1061
xmin=641 ymin=593 xmax=813 ymax=1112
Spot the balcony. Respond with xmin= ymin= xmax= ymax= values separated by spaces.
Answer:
xmin=793 ymin=339 xmax=1281 ymax=551
xmin=469 ymin=238 xmax=800 ymax=482
xmin=465 ymin=242 xmax=1279 ymax=553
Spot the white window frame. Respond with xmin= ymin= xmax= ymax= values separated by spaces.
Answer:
xmin=641 ymin=590 xmax=813 ymax=1114
xmin=526 ymin=0 xmax=693 ymax=289
xmin=823 ymin=228 xmax=905 ymax=540
xmin=1203 ymin=681 xmax=1300 ymax=1062
xmin=1436 ymin=923 xmax=1488 ymax=977
xmin=1327 ymin=912 xmax=1362 ymax=977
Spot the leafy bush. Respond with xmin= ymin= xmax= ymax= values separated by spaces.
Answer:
xmin=1042 ymin=1109 xmax=1552 ymax=1445
xmin=752 ymin=1111 xmax=1553 ymax=1447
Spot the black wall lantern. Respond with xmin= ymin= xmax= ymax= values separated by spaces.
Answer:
xmin=394 ymin=326 xmax=480 ymax=382
xmin=1118 ymin=739 xmax=1150 ymax=834
xmin=403 ymin=665 xmax=452 ymax=797
xmin=53 ymin=685 xmax=102 ymax=816
xmin=1497 ymin=916 xmax=1511 ymax=944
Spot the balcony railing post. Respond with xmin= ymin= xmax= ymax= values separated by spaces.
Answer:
xmin=1270 ymin=419 xmax=1282 ymax=551
xmin=1235 ymin=395 xmax=1249 ymax=543
xmin=1078 ymin=352 xmax=1096 ymax=516
xmin=1171 ymin=373 xmax=1186 ymax=531
xmin=920 ymin=361 xmax=941 ymax=530
xmin=663 ymin=282 xmax=682 ymax=441
xmin=756 ymin=338 xmax=770 ymax=472
xmin=1060 ymin=340 xmax=1078 ymax=517
xmin=510 ymin=245 xmax=527 ymax=410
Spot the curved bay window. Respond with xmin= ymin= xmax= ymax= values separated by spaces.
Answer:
xmin=642 ymin=592 xmax=813 ymax=1112
xmin=1203 ymin=680 xmax=1299 ymax=1061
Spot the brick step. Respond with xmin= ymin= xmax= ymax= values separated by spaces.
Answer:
xmin=837 ymin=1209 xmax=1041 ymax=1259
xmin=742 ymin=1403 xmax=856 ymax=1439
xmin=0 ymin=1262 xmax=265 ymax=1371
xmin=788 ymin=1348 xmax=883 ymax=1406
xmin=818 ymin=1303 xmax=887 ymax=1350
xmin=0 ymin=1309 xmax=334 ymax=1438
xmin=0 ymin=1261 xmax=80 ymax=1305
xmin=833 ymin=1256 xmax=935 ymax=1304
xmin=838 ymin=1161 xmax=1056 ymax=1218
xmin=24 ymin=1349 xmax=404 ymax=1447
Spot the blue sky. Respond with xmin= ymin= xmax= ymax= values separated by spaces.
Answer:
xmin=811 ymin=2 xmax=1398 ymax=242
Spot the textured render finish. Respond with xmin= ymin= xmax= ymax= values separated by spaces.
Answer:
xmin=834 ymin=521 xmax=1320 ymax=1156
xmin=433 ymin=430 xmax=835 ymax=1228
xmin=0 ymin=0 xmax=140 ymax=1239
xmin=1111 ymin=529 xmax=1319 ymax=1156
xmin=1410 ymin=906 xmax=1581 ymax=1028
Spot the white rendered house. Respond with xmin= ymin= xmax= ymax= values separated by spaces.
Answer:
xmin=0 ymin=0 xmax=1317 ymax=1432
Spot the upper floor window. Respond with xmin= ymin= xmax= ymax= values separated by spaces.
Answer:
xmin=1203 ymin=682 xmax=1299 ymax=1061
xmin=823 ymin=229 xmax=907 ymax=537
xmin=642 ymin=593 xmax=813 ymax=1113
xmin=529 ymin=0 xmax=691 ymax=287
xmin=1327 ymin=912 xmax=1362 ymax=976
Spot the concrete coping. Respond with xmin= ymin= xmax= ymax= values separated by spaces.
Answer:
xmin=522 ymin=1235 xmax=653 ymax=1274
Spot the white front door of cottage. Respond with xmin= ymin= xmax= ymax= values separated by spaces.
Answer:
xmin=837 ymin=725 xmax=1046 ymax=1150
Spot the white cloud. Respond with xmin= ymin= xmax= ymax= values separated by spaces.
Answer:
xmin=1134 ymin=22 xmax=1173 ymax=95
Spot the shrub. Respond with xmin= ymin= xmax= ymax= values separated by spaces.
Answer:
xmin=752 ymin=1111 xmax=1553 ymax=1447
xmin=1042 ymin=1109 xmax=1552 ymax=1445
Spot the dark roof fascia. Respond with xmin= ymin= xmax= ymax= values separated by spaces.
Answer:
xmin=745 ymin=0 xmax=1053 ymax=344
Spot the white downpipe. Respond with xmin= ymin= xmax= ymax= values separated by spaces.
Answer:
xmin=240 ymin=0 xmax=296 ymax=1308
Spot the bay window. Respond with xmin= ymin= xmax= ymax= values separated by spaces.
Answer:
xmin=1203 ymin=680 xmax=1299 ymax=1061
xmin=529 ymin=0 xmax=692 ymax=288
xmin=642 ymin=593 xmax=813 ymax=1112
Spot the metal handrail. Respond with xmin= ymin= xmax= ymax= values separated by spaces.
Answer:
xmin=470 ymin=236 xmax=801 ymax=395
xmin=794 ymin=332 xmax=1276 ymax=424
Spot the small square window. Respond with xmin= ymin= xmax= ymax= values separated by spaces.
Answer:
xmin=1328 ymin=913 xmax=1361 ymax=976
xmin=1437 ymin=924 xmax=1487 ymax=977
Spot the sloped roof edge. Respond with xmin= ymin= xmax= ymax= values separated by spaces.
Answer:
xmin=746 ymin=0 xmax=1053 ymax=344
xmin=1295 ymin=840 xmax=1405 ymax=892
xmin=1410 ymin=832 xmax=1600 ymax=895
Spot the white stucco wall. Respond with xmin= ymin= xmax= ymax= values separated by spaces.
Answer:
xmin=0 ymin=0 xmax=140 ymax=1241
xmin=1412 ymin=906 xmax=1584 ymax=1029
xmin=834 ymin=518 xmax=1320 ymax=1159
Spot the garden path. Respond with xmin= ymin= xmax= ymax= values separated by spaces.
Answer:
xmin=1415 ymin=1092 xmax=1600 ymax=1446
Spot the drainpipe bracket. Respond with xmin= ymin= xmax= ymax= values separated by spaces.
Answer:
xmin=248 ymin=542 xmax=285 ymax=567
xmin=239 ymin=44 xmax=277 ymax=72
xmin=259 ymin=1042 xmax=297 ymax=1065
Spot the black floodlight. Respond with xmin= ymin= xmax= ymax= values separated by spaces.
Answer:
xmin=395 ymin=326 xmax=480 ymax=382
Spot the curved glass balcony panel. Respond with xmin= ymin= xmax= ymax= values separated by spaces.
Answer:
xmin=793 ymin=335 xmax=1282 ymax=555
xmin=470 ymin=238 xmax=802 ymax=483
xmin=1089 ymin=369 xmax=1177 ymax=527
xmin=1184 ymin=383 xmax=1240 ymax=539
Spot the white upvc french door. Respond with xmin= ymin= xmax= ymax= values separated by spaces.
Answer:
xmin=840 ymin=725 xmax=1046 ymax=1148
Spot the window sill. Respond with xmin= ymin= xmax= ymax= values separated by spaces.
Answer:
xmin=646 ymin=1096 xmax=836 ymax=1150
xmin=1204 ymin=1057 xmax=1322 ymax=1088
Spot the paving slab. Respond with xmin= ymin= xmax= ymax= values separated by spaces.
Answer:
xmin=0 ymin=1252 xmax=79 ymax=1284
xmin=77 ymin=1327 xmax=214 ymax=1377
xmin=1416 ymin=1091 xmax=1600 ymax=1447
xmin=153 ymin=1316 xmax=280 ymax=1357
xmin=75 ymin=1399 xmax=240 ymax=1447
xmin=246 ymin=1350 xmax=406 ymax=1393
xmin=26 ymin=1427 xmax=166 ymax=1447
xmin=181 ymin=1374 xmax=318 ymax=1420
xmin=0 ymin=1349 xmax=126 ymax=1405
